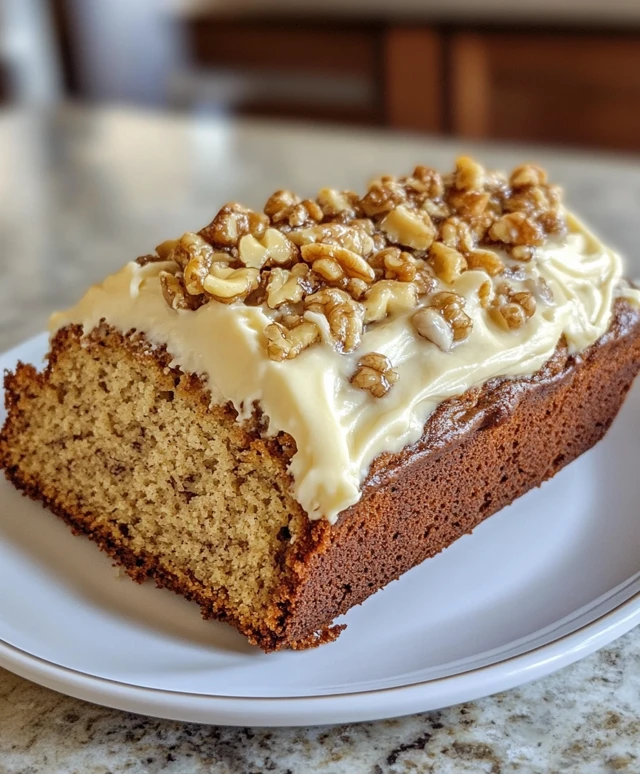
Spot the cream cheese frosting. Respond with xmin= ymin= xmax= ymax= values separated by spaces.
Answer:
xmin=50 ymin=212 xmax=640 ymax=524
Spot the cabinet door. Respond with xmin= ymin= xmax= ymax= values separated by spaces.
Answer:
xmin=384 ymin=27 xmax=444 ymax=133
xmin=451 ymin=33 xmax=640 ymax=151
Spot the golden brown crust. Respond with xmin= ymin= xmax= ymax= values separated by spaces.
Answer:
xmin=274 ymin=301 xmax=640 ymax=645
xmin=2 ymin=302 xmax=640 ymax=652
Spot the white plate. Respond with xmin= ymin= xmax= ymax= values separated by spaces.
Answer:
xmin=0 ymin=333 xmax=639 ymax=726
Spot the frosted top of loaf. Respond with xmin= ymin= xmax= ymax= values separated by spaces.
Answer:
xmin=50 ymin=159 xmax=640 ymax=524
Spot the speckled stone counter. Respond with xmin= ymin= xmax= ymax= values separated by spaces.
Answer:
xmin=2 ymin=633 xmax=640 ymax=773
xmin=1 ymin=106 xmax=639 ymax=773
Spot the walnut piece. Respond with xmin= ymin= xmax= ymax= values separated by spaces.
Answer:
xmin=429 ymin=242 xmax=468 ymax=284
xmin=350 ymin=352 xmax=399 ymax=398
xmin=305 ymin=287 xmax=364 ymax=353
xmin=413 ymin=291 xmax=473 ymax=350
xmin=466 ymin=249 xmax=505 ymax=277
xmin=238 ymin=228 xmax=297 ymax=269
xmin=202 ymin=264 xmax=259 ymax=302
xmin=200 ymin=203 xmax=268 ymax=247
xmin=363 ymin=280 xmax=417 ymax=323
xmin=301 ymin=242 xmax=375 ymax=283
xmin=380 ymin=205 xmax=436 ymax=250
xmin=489 ymin=212 xmax=544 ymax=246
xmin=266 ymin=264 xmax=309 ymax=308
xmin=489 ymin=284 xmax=537 ymax=330
xmin=265 ymin=320 xmax=320 ymax=361
xmin=413 ymin=308 xmax=454 ymax=351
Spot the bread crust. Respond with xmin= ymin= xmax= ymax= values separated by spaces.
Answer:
xmin=2 ymin=301 xmax=640 ymax=651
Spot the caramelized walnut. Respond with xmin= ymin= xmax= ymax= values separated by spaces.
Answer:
xmin=351 ymin=352 xmax=399 ymax=398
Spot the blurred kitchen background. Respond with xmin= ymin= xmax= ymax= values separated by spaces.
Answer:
xmin=2 ymin=0 xmax=640 ymax=151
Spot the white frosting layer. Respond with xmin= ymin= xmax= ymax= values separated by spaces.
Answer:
xmin=50 ymin=213 xmax=640 ymax=523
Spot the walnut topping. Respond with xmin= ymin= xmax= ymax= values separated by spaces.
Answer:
xmin=266 ymin=264 xmax=309 ymax=308
xmin=489 ymin=212 xmax=544 ymax=246
xmin=413 ymin=308 xmax=454 ymax=351
xmin=300 ymin=242 xmax=375 ymax=283
xmin=440 ymin=217 xmax=475 ymax=253
xmin=478 ymin=279 xmax=492 ymax=308
xmin=466 ymin=249 xmax=505 ymax=277
xmin=200 ymin=203 xmax=268 ymax=247
xmin=154 ymin=157 xmax=566 ymax=361
xmin=378 ymin=248 xmax=418 ymax=282
xmin=413 ymin=291 xmax=472 ymax=350
xmin=454 ymin=156 xmax=485 ymax=191
xmin=202 ymin=264 xmax=260 ymax=302
xmin=489 ymin=283 xmax=537 ymax=331
xmin=510 ymin=164 xmax=547 ymax=188
xmin=305 ymin=287 xmax=364 ymax=353
xmin=363 ymin=280 xmax=418 ymax=323
xmin=429 ymin=242 xmax=467 ymax=284
xmin=265 ymin=320 xmax=320 ymax=361
xmin=317 ymin=188 xmax=358 ymax=219
xmin=160 ymin=270 xmax=198 ymax=311
xmin=351 ymin=352 xmax=399 ymax=398
xmin=238 ymin=228 xmax=298 ymax=269
xmin=380 ymin=205 xmax=436 ymax=250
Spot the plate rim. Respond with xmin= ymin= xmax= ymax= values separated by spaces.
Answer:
xmin=1 ymin=332 xmax=639 ymax=726
xmin=1 ymin=590 xmax=639 ymax=726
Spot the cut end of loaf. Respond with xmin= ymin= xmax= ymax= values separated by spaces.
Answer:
xmin=0 ymin=323 xmax=329 ymax=651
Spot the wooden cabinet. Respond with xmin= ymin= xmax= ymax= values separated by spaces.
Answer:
xmin=384 ymin=28 xmax=443 ymax=133
xmin=450 ymin=33 xmax=640 ymax=151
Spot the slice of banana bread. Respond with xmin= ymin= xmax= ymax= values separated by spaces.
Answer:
xmin=2 ymin=158 xmax=639 ymax=650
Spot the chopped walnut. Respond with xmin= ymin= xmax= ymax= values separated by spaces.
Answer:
xmin=363 ymin=280 xmax=417 ymax=323
xmin=359 ymin=178 xmax=405 ymax=217
xmin=373 ymin=247 xmax=418 ymax=282
xmin=410 ymin=166 xmax=445 ymax=199
xmin=171 ymin=233 xmax=220 ymax=295
xmin=347 ymin=278 xmax=369 ymax=300
xmin=351 ymin=352 xmax=399 ymax=398
xmin=454 ymin=156 xmax=485 ymax=191
xmin=440 ymin=217 xmax=475 ymax=253
xmin=160 ymin=270 xmax=202 ymax=311
xmin=285 ymin=199 xmax=324 ymax=228
xmin=489 ymin=284 xmax=537 ymax=330
xmin=301 ymin=242 xmax=375 ymax=283
xmin=316 ymin=188 xmax=358 ymax=219
xmin=466 ymin=249 xmax=505 ymax=277
xmin=305 ymin=287 xmax=364 ymax=353
xmin=202 ymin=264 xmax=260 ymax=302
xmin=447 ymin=190 xmax=492 ymax=220
xmin=429 ymin=242 xmax=468 ymax=284
xmin=380 ymin=205 xmax=436 ymax=250
xmin=478 ymin=279 xmax=493 ymax=308
xmin=200 ymin=203 xmax=268 ymax=247
xmin=413 ymin=308 xmax=454 ymax=352
xmin=265 ymin=320 xmax=320 ymax=361
xmin=510 ymin=164 xmax=547 ymax=188
xmin=510 ymin=245 xmax=536 ymax=262
xmin=266 ymin=264 xmax=309 ymax=308
xmin=413 ymin=290 xmax=473 ymax=349
xmin=155 ymin=239 xmax=179 ymax=261
xmin=489 ymin=212 xmax=544 ymax=246
xmin=238 ymin=228 xmax=298 ymax=269
xmin=289 ymin=222 xmax=374 ymax=257
xmin=264 ymin=190 xmax=300 ymax=222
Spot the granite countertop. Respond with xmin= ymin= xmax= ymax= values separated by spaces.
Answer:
xmin=0 ymin=106 xmax=639 ymax=773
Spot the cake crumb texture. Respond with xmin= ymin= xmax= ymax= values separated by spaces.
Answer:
xmin=0 ymin=323 xmax=310 ymax=649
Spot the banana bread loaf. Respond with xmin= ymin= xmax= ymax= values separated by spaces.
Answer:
xmin=2 ymin=158 xmax=639 ymax=651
